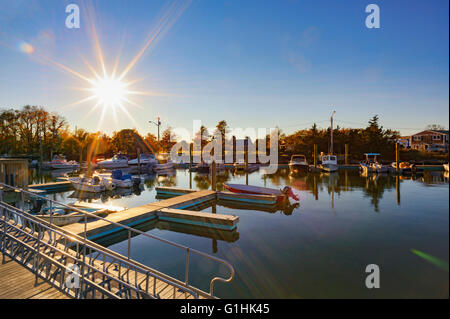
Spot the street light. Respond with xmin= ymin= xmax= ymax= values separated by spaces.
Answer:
xmin=149 ymin=117 xmax=161 ymax=143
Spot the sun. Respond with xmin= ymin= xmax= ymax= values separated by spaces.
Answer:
xmin=91 ymin=76 xmax=127 ymax=108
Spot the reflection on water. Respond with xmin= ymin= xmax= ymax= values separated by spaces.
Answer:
xmin=25 ymin=167 xmax=449 ymax=298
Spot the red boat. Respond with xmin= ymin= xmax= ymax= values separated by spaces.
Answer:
xmin=223 ymin=183 xmax=299 ymax=202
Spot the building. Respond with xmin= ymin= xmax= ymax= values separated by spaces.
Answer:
xmin=410 ymin=130 xmax=449 ymax=152
xmin=397 ymin=136 xmax=411 ymax=148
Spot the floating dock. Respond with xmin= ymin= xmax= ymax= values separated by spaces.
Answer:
xmin=63 ymin=190 xmax=237 ymax=241
xmin=27 ymin=180 xmax=73 ymax=193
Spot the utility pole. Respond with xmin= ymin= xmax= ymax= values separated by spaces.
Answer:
xmin=149 ymin=117 xmax=162 ymax=143
xmin=330 ymin=110 xmax=336 ymax=154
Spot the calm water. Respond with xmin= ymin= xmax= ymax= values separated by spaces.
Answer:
xmin=32 ymin=168 xmax=449 ymax=298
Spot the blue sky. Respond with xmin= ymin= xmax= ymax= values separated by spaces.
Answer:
xmin=0 ymin=0 xmax=448 ymax=137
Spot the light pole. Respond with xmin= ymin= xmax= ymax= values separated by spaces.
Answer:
xmin=149 ymin=117 xmax=161 ymax=143
xmin=330 ymin=110 xmax=336 ymax=154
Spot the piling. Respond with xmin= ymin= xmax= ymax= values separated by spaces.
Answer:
xmin=137 ymin=147 xmax=141 ymax=176
xmin=211 ymin=160 xmax=216 ymax=191
xmin=395 ymin=143 xmax=400 ymax=174
xmin=313 ymin=144 xmax=317 ymax=168
xmin=345 ymin=144 xmax=349 ymax=165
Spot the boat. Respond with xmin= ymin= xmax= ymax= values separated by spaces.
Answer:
xmin=288 ymin=154 xmax=309 ymax=173
xmin=223 ymin=183 xmax=299 ymax=202
xmin=195 ymin=161 xmax=226 ymax=174
xmin=391 ymin=162 xmax=413 ymax=174
xmin=30 ymin=205 xmax=110 ymax=226
xmin=444 ymin=163 xmax=449 ymax=172
xmin=128 ymin=153 xmax=158 ymax=167
xmin=360 ymin=153 xmax=387 ymax=174
xmin=68 ymin=176 xmax=112 ymax=192
xmin=234 ymin=159 xmax=246 ymax=172
xmin=154 ymin=153 xmax=175 ymax=174
xmin=319 ymin=155 xmax=338 ymax=172
xmin=42 ymin=155 xmax=80 ymax=170
xmin=97 ymin=154 xmax=129 ymax=169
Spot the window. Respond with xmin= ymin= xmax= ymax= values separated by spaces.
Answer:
xmin=413 ymin=136 xmax=422 ymax=141
xmin=432 ymin=135 xmax=441 ymax=140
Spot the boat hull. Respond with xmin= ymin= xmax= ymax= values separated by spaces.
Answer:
xmin=223 ymin=183 xmax=285 ymax=201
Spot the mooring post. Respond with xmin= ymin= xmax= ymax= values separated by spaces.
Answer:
xmin=137 ymin=147 xmax=141 ymax=176
xmin=314 ymin=144 xmax=317 ymax=168
xmin=211 ymin=160 xmax=216 ymax=191
xmin=345 ymin=144 xmax=349 ymax=165
xmin=395 ymin=143 xmax=399 ymax=174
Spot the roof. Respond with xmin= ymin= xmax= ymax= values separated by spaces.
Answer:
xmin=364 ymin=153 xmax=380 ymax=156
xmin=412 ymin=130 xmax=449 ymax=136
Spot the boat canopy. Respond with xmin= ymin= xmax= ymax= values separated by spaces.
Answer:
xmin=364 ymin=153 xmax=380 ymax=156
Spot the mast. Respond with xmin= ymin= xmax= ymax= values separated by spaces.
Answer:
xmin=330 ymin=110 xmax=336 ymax=154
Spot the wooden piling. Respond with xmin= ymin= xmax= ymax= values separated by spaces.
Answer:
xmin=137 ymin=147 xmax=141 ymax=176
xmin=345 ymin=144 xmax=349 ymax=165
xmin=395 ymin=143 xmax=399 ymax=174
xmin=314 ymin=144 xmax=317 ymax=168
xmin=211 ymin=160 xmax=216 ymax=191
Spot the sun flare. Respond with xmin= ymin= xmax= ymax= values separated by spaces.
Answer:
xmin=91 ymin=76 xmax=127 ymax=107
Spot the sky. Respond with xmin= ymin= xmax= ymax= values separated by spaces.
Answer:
xmin=0 ymin=0 xmax=448 ymax=138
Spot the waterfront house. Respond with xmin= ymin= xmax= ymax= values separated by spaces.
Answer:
xmin=410 ymin=130 xmax=449 ymax=152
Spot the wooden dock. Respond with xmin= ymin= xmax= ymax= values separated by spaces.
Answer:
xmin=63 ymin=190 xmax=238 ymax=240
xmin=0 ymin=255 xmax=70 ymax=299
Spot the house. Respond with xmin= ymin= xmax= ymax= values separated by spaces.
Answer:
xmin=397 ymin=136 xmax=411 ymax=148
xmin=410 ymin=130 xmax=449 ymax=152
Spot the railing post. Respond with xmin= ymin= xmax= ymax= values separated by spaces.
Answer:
xmin=127 ymin=230 xmax=131 ymax=260
xmin=185 ymin=248 xmax=190 ymax=285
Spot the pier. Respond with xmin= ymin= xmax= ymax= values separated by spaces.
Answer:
xmin=0 ymin=183 xmax=235 ymax=299
xmin=62 ymin=189 xmax=237 ymax=240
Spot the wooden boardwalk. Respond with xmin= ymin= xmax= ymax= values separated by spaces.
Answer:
xmin=0 ymin=255 xmax=70 ymax=299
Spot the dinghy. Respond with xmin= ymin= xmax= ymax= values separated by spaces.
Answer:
xmin=223 ymin=183 xmax=299 ymax=202
xmin=31 ymin=206 xmax=110 ymax=226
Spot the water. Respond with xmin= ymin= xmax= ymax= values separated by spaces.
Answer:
xmin=32 ymin=168 xmax=449 ymax=298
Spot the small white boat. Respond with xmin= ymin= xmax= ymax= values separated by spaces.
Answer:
xmin=42 ymin=155 xmax=80 ymax=170
xmin=361 ymin=153 xmax=387 ymax=174
xmin=69 ymin=176 xmax=112 ymax=192
xmin=234 ymin=159 xmax=246 ymax=171
xmin=97 ymin=154 xmax=129 ymax=169
xmin=319 ymin=155 xmax=338 ymax=172
xmin=128 ymin=153 xmax=158 ymax=166
xmin=288 ymin=154 xmax=309 ymax=173
xmin=31 ymin=205 xmax=113 ymax=226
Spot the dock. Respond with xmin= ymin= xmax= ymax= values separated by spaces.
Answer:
xmin=0 ymin=255 xmax=70 ymax=299
xmin=63 ymin=190 xmax=237 ymax=240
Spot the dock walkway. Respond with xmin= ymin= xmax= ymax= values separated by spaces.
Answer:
xmin=0 ymin=255 xmax=70 ymax=299
xmin=63 ymin=190 xmax=238 ymax=239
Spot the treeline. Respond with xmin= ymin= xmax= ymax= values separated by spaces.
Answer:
xmin=0 ymin=105 xmax=173 ymax=160
xmin=0 ymin=105 xmax=410 ymax=163
xmin=280 ymin=116 xmax=400 ymax=162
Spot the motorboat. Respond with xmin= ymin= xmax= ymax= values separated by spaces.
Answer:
xmin=288 ymin=154 xmax=309 ymax=173
xmin=42 ymin=155 xmax=80 ymax=170
xmin=391 ymin=162 xmax=413 ymax=174
xmin=97 ymin=154 xmax=129 ymax=169
xmin=360 ymin=153 xmax=387 ymax=174
xmin=128 ymin=153 xmax=158 ymax=166
xmin=319 ymin=155 xmax=338 ymax=172
xmin=223 ymin=183 xmax=299 ymax=202
xmin=68 ymin=176 xmax=113 ymax=192
xmin=154 ymin=153 xmax=175 ymax=173
xmin=195 ymin=161 xmax=226 ymax=174
xmin=234 ymin=159 xmax=246 ymax=172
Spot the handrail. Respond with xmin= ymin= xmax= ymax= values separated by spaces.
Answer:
xmin=0 ymin=199 xmax=199 ymax=299
xmin=0 ymin=182 xmax=234 ymax=297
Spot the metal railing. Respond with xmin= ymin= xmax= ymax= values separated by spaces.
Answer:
xmin=0 ymin=182 xmax=235 ymax=298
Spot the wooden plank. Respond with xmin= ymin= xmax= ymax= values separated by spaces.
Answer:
xmin=0 ymin=256 xmax=70 ymax=299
